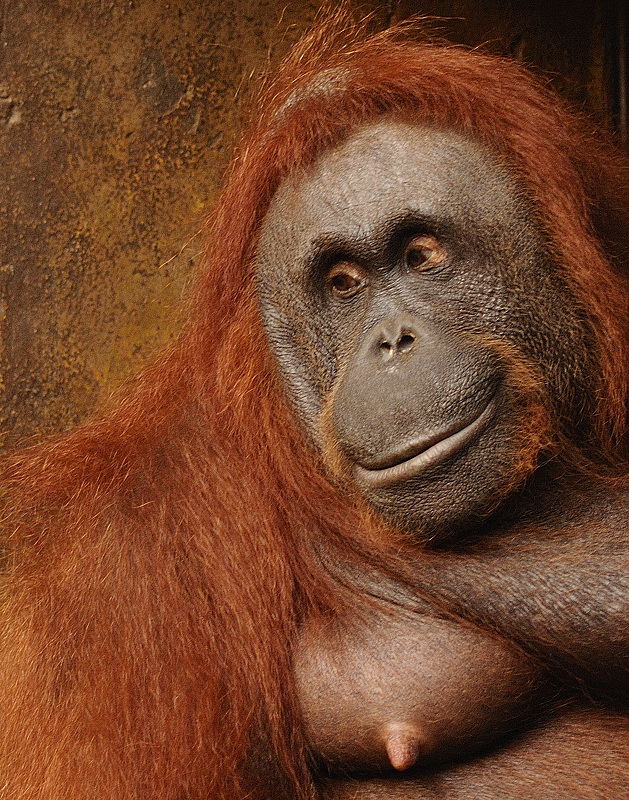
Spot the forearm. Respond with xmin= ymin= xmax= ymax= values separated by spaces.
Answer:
xmin=412 ymin=532 xmax=629 ymax=693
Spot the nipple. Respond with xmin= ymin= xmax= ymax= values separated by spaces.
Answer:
xmin=383 ymin=724 xmax=423 ymax=771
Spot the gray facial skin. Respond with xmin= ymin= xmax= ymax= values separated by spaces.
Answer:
xmin=256 ymin=120 xmax=592 ymax=536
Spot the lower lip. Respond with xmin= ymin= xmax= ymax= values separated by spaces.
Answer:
xmin=353 ymin=400 xmax=495 ymax=490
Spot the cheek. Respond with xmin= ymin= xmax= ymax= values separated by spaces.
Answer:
xmin=257 ymin=287 xmax=343 ymax=447
xmin=439 ymin=254 xmax=594 ymax=425
xmin=488 ymin=274 xmax=594 ymax=424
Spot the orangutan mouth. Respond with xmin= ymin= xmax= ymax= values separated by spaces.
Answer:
xmin=354 ymin=400 xmax=495 ymax=489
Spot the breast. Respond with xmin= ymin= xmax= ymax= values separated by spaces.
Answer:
xmin=294 ymin=600 xmax=547 ymax=775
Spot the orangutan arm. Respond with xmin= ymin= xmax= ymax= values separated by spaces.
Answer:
xmin=408 ymin=486 xmax=629 ymax=696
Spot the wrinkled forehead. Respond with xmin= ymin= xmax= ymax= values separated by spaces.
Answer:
xmin=257 ymin=120 xmax=525 ymax=273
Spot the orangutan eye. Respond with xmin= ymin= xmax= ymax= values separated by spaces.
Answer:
xmin=326 ymin=262 xmax=366 ymax=298
xmin=405 ymin=235 xmax=447 ymax=272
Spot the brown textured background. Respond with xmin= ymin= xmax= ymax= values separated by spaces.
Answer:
xmin=0 ymin=0 xmax=625 ymax=446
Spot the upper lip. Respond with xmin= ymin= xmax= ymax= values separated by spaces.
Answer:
xmin=353 ymin=399 xmax=495 ymax=489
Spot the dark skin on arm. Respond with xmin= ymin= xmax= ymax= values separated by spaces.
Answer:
xmin=407 ymin=478 xmax=629 ymax=697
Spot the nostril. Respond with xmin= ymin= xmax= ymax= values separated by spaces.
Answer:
xmin=376 ymin=326 xmax=418 ymax=361
xmin=398 ymin=332 xmax=416 ymax=353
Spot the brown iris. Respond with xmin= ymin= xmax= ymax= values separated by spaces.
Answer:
xmin=405 ymin=235 xmax=447 ymax=271
xmin=327 ymin=261 xmax=366 ymax=298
